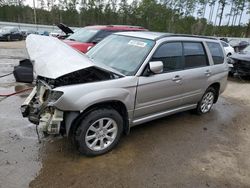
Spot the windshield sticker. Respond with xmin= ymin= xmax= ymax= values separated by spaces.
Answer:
xmin=128 ymin=40 xmax=147 ymax=47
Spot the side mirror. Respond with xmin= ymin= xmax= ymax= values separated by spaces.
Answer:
xmin=149 ymin=61 xmax=163 ymax=74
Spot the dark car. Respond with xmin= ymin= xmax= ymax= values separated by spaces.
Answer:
xmin=20 ymin=29 xmax=38 ymax=39
xmin=228 ymin=45 xmax=250 ymax=77
xmin=0 ymin=26 xmax=23 ymax=41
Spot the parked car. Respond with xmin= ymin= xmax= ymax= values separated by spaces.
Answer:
xmin=229 ymin=39 xmax=249 ymax=52
xmin=50 ymin=23 xmax=74 ymax=39
xmin=20 ymin=29 xmax=38 ymax=39
xmin=64 ymin=25 xmax=147 ymax=53
xmin=21 ymin=32 xmax=228 ymax=156
xmin=0 ymin=26 xmax=23 ymax=41
xmin=228 ymin=45 xmax=250 ymax=77
xmin=220 ymin=40 xmax=234 ymax=56
xmin=38 ymin=30 xmax=49 ymax=36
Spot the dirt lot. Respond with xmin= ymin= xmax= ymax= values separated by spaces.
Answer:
xmin=0 ymin=41 xmax=250 ymax=188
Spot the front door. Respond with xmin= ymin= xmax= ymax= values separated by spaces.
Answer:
xmin=134 ymin=42 xmax=184 ymax=120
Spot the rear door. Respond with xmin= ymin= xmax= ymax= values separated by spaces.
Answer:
xmin=206 ymin=41 xmax=228 ymax=88
xmin=180 ymin=41 xmax=211 ymax=106
xmin=134 ymin=42 xmax=184 ymax=120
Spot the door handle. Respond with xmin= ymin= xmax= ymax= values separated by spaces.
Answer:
xmin=172 ymin=75 xmax=182 ymax=82
xmin=205 ymin=70 xmax=211 ymax=76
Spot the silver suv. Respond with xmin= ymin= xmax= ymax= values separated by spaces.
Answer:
xmin=22 ymin=32 xmax=228 ymax=156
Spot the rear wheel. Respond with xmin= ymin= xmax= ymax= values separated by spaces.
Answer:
xmin=196 ymin=87 xmax=216 ymax=115
xmin=75 ymin=108 xmax=123 ymax=156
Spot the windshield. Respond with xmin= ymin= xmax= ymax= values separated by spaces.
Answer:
xmin=87 ymin=35 xmax=155 ymax=76
xmin=66 ymin=28 xmax=99 ymax=42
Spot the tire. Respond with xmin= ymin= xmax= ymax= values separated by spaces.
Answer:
xmin=19 ymin=35 xmax=23 ymax=41
xmin=75 ymin=108 xmax=123 ymax=156
xmin=196 ymin=87 xmax=216 ymax=115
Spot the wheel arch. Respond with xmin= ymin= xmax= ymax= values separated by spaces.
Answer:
xmin=67 ymin=100 xmax=130 ymax=138
xmin=208 ymin=82 xmax=220 ymax=103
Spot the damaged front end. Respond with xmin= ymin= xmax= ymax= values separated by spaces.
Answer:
xmin=21 ymin=67 xmax=120 ymax=135
xmin=21 ymin=80 xmax=64 ymax=134
xmin=21 ymin=34 xmax=123 ymax=135
xmin=228 ymin=57 xmax=250 ymax=77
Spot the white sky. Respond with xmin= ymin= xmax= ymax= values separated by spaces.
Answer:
xmin=24 ymin=0 xmax=249 ymax=25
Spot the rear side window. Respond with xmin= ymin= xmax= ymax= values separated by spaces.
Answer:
xmin=151 ymin=42 xmax=183 ymax=72
xmin=207 ymin=42 xmax=224 ymax=65
xmin=183 ymin=42 xmax=208 ymax=69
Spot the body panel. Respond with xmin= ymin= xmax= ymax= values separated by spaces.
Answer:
xmin=54 ymin=76 xmax=138 ymax=114
xmin=134 ymin=72 xmax=183 ymax=119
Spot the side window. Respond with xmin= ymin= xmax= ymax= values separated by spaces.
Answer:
xmin=207 ymin=42 xmax=224 ymax=65
xmin=183 ymin=42 xmax=208 ymax=69
xmin=151 ymin=42 xmax=183 ymax=72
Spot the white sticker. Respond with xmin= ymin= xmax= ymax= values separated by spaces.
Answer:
xmin=128 ymin=40 xmax=147 ymax=47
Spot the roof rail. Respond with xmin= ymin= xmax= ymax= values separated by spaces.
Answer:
xmin=107 ymin=25 xmax=145 ymax=29
xmin=156 ymin=33 xmax=217 ymax=40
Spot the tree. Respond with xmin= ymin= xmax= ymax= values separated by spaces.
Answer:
xmin=197 ymin=0 xmax=208 ymax=18
xmin=208 ymin=0 xmax=216 ymax=23
xmin=37 ymin=0 xmax=45 ymax=9
xmin=237 ymin=0 xmax=246 ymax=26
xmin=218 ymin=0 xmax=227 ymax=26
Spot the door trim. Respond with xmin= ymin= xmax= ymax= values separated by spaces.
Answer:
xmin=131 ymin=104 xmax=197 ymax=126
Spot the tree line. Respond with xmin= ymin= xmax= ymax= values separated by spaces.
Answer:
xmin=0 ymin=0 xmax=250 ymax=37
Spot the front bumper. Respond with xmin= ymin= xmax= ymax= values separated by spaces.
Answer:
xmin=21 ymin=87 xmax=64 ymax=134
xmin=228 ymin=59 xmax=250 ymax=76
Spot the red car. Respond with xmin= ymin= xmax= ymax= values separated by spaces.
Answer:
xmin=64 ymin=25 xmax=147 ymax=53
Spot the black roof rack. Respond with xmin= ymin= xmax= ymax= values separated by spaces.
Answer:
xmin=156 ymin=33 xmax=217 ymax=40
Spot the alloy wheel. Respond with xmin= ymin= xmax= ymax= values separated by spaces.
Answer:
xmin=85 ymin=118 xmax=118 ymax=151
xmin=200 ymin=91 xmax=214 ymax=113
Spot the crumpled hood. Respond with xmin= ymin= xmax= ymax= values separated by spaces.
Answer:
xmin=230 ymin=52 xmax=250 ymax=62
xmin=26 ymin=34 xmax=96 ymax=79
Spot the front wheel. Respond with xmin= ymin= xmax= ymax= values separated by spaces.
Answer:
xmin=75 ymin=108 xmax=123 ymax=156
xmin=196 ymin=87 xmax=216 ymax=115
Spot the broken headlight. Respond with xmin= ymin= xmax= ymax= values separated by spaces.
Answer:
xmin=48 ymin=90 xmax=63 ymax=102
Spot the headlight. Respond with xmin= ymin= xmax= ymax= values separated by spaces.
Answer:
xmin=48 ymin=90 xmax=63 ymax=102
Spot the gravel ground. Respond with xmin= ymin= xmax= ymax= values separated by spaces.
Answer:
xmin=0 ymin=41 xmax=250 ymax=188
